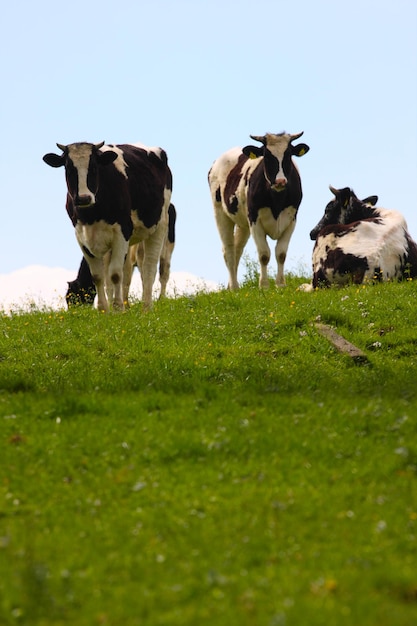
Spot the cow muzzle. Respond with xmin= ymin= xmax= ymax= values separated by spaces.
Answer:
xmin=75 ymin=194 xmax=95 ymax=208
xmin=271 ymin=178 xmax=287 ymax=192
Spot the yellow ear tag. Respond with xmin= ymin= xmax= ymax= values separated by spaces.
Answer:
xmin=249 ymin=151 xmax=258 ymax=159
xmin=298 ymin=148 xmax=306 ymax=156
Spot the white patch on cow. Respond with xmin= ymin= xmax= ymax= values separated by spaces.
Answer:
xmin=264 ymin=133 xmax=292 ymax=184
xmin=100 ymin=144 xmax=128 ymax=178
xmin=75 ymin=220 xmax=126 ymax=259
xmin=101 ymin=143 xmax=165 ymax=180
xmin=130 ymin=214 xmax=159 ymax=244
xmin=131 ymin=142 xmax=163 ymax=160
xmin=67 ymin=144 xmax=93 ymax=200
xmin=255 ymin=205 xmax=296 ymax=240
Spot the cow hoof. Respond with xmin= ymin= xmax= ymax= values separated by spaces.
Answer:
xmin=298 ymin=283 xmax=313 ymax=292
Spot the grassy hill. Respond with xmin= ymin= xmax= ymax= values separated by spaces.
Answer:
xmin=1 ymin=276 xmax=417 ymax=625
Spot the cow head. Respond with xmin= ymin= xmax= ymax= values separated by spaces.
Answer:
xmin=242 ymin=132 xmax=309 ymax=192
xmin=310 ymin=186 xmax=379 ymax=240
xmin=65 ymin=280 xmax=96 ymax=308
xmin=43 ymin=142 xmax=118 ymax=208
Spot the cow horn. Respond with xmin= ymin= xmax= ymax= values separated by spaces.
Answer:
xmin=56 ymin=143 xmax=67 ymax=152
xmin=250 ymin=134 xmax=266 ymax=144
xmin=329 ymin=185 xmax=339 ymax=196
xmin=95 ymin=141 xmax=105 ymax=149
xmin=290 ymin=131 xmax=304 ymax=142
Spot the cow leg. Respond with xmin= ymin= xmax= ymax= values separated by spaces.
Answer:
xmin=87 ymin=256 xmax=109 ymax=312
xmin=214 ymin=209 xmax=240 ymax=289
xmin=103 ymin=251 xmax=113 ymax=303
xmin=121 ymin=245 xmax=137 ymax=309
xmin=130 ymin=242 xmax=145 ymax=302
xmin=158 ymin=237 xmax=174 ymax=298
xmin=274 ymin=221 xmax=296 ymax=287
xmin=135 ymin=242 xmax=145 ymax=275
xmin=251 ymin=225 xmax=271 ymax=288
xmin=234 ymin=225 xmax=251 ymax=276
xmin=141 ymin=222 xmax=166 ymax=310
xmin=108 ymin=237 xmax=129 ymax=310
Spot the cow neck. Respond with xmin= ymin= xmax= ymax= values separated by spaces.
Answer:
xmin=73 ymin=204 xmax=103 ymax=224
xmin=347 ymin=198 xmax=378 ymax=223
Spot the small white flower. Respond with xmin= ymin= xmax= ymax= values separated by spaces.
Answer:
xmin=376 ymin=520 xmax=387 ymax=532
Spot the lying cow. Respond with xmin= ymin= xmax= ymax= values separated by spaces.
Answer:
xmin=208 ymin=132 xmax=309 ymax=289
xmin=66 ymin=203 xmax=177 ymax=308
xmin=43 ymin=141 xmax=172 ymax=311
xmin=301 ymin=186 xmax=417 ymax=290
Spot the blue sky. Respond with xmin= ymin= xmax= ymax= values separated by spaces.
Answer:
xmin=1 ymin=0 xmax=416 ymax=289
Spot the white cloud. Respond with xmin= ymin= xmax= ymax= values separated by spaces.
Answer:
xmin=0 ymin=266 xmax=220 ymax=314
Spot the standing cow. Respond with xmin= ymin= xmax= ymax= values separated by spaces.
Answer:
xmin=43 ymin=141 xmax=172 ymax=311
xmin=305 ymin=186 xmax=417 ymax=288
xmin=208 ymin=132 xmax=309 ymax=289
xmin=66 ymin=203 xmax=177 ymax=308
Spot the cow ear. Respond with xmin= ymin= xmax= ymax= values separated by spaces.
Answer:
xmin=339 ymin=187 xmax=351 ymax=207
xmin=362 ymin=195 xmax=378 ymax=206
xmin=98 ymin=150 xmax=118 ymax=166
xmin=242 ymin=145 xmax=263 ymax=159
xmin=43 ymin=153 xmax=65 ymax=168
xmin=291 ymin=143 xmax=310 ymax=157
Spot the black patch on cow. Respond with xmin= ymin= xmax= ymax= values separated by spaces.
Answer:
xmin=229 ymin=196 xmax=239 ymax=214
xmin=66 ymin=257 xmax=96 ymax=308
xmin=347 ymin=196 xmax=381 ymax=224
xmin=372 ymin=267 xmax=383 ymax=281
xmin=83 ymin=245 xmax=95 ymax=258
xmin=224 ymin=154 xmax=248 ymax=214
xmin=318 ymin=223 xmax=359 ymax=239
xmin=313 ymin=248 xmax=369 ymax=288
xmin=167 ymin=203 xmax=176 ymax=244
xmin=263 ymin=149 xmax=280 ymax=187
xmin=215 ymin=186 xmax=221 ymax=203
xmin=401 ymin=233 xmax=417 ymax=279
xmin=66 ymin=281 xmax=96 ymax=307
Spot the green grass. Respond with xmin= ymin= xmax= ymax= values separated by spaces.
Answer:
xmin=1 ymin=276 xmax=417 ymax=625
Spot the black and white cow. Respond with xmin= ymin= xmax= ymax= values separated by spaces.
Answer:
xmin=66 ymin=257 xmax=96 ymax=307
xmin=208 ymin=132 xmax=309 ymax=289
xmin=43 ymin=141 xmax=172 ymax=311
xmin=66 ymin=203 xmax=177 ymax=308
xmin=304 ymin=186 xmax=417 ymax=289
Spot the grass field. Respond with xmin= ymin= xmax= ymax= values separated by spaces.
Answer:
xmin=1 ymin=275 xmax=417 ymax=625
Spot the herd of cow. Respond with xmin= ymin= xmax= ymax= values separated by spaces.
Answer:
xmin=42 ymin=132 xmax=417 ymax=311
